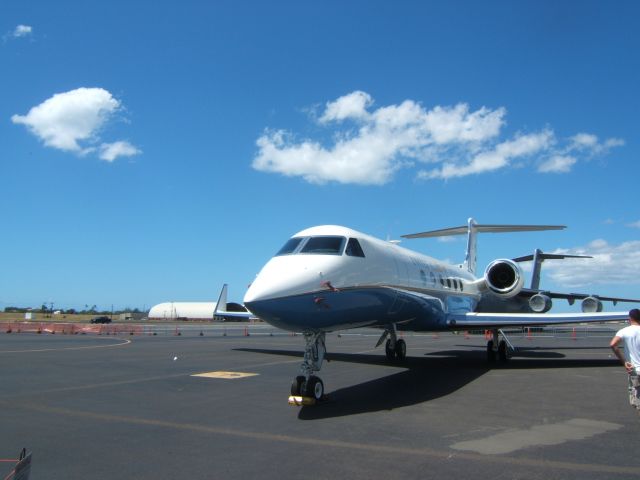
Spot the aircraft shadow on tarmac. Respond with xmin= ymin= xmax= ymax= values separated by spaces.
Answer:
xmin=235 ymin=347 xmax=619 ymax=420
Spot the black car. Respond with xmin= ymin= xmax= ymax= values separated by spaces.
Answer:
xmin=90 ymin=316 xmax=112 ymax=324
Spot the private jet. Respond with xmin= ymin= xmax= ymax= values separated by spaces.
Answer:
xmin=238 ymin=219 xmax=639 ymax=402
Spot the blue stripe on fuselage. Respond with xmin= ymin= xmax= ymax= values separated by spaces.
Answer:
xmin=244 ymin=287 xmax=450 ymax=333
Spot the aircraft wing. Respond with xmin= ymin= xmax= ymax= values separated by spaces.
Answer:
xmin=447 ymin=311 xmax=628 ymax=329
xmin=518 ymin=288 xmax=640 ymax=305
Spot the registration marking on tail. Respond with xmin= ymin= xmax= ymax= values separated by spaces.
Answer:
xmin=191 ymin=371 xmax=258 ymax=379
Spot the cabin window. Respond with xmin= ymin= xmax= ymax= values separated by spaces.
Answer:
xmin=345 ymin=238 xmax=365 ymax=257
xmin=300 ymin=236 xmax=346 ymax=255
xmin=276 ymin=237 xmax=304 ymax=256
xmin=446 ymin=278 xmax=452 ymax=289
xmin=459 ymin=280 xmax=464 ymax=292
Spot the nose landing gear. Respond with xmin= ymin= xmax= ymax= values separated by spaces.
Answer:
xmin=289 ymin=332 xmax=326 ymax=405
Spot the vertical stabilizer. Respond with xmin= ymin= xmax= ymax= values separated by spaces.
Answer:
xmin=464 ymin=218 xmax=478 ymax=274
xmin=214 ymin=284 xmax=229 ymax=318
xmin=512 ymin=250 xmax=592 ymax=290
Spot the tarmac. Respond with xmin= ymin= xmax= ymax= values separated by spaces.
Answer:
xmin=1 ymin=325 xmax=639 ymax=479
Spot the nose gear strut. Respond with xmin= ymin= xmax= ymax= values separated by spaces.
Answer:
xmin=290 ymin=332 xmax=326 ymax=403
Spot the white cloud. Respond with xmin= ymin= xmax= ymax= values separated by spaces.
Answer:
xmin=538 ymin=155 xmax=576 ymax=173
xmin=253 ymin=91 xmax=624 ymax=185
xmin=544 ymin=239 xmax=640 ymax=287
xmin=422 ymin=130 xmax=553 ymax=179
xmin=319 ymin=91 xmax=373 ymax=123
xmin=99 ymin=141 xmax=141 ymax=162
xmin=421 ymin=104 xmax=505 ymax=144
xmin=11 ymin=87 xmax=139 ymax=162
xmin=569 ymin=133 xmax=624 ymax=156
xmin=627 ymin=221 xmax=640 ymax=229
xmin=13 ymin=25 xmax=32 ymax=38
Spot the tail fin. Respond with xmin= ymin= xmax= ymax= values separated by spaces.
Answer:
xmin=402 ymin=218 xmax=565 ymax=275
xmin=213 ymin=284 xmax=253 ymax=320
xmin=512 ymin=249 xmax=592 ymax=289
xmin=213 ymin=284 xmax=229 ymax=319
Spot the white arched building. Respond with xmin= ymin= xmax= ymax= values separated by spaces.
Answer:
xmin=148 ymin=302 xmax=217 ymax=320
xmin=147 ymin=285 xmax=250 ymax=321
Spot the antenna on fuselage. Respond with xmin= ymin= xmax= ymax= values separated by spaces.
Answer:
xmin=401 ymin=218 xmax=566 ymax=275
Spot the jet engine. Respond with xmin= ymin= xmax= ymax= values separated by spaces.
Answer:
xmin=581 ymin=296 xmax=603 ymax=313
xmin=529 ymin=293 xmax=552 ymax=313
xmin=483 ymin=259 xmax=525 ymax=298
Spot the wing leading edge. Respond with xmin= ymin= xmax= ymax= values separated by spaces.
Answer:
xmin=447 ymin=311 xmax=628 ymax=329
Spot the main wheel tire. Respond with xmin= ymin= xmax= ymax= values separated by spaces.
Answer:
xmin=385 ymin=339 xmax=395 ymax=361
xmin=395 ymin=339 xmax=407 ymax=361
xmin=487 ymin=340 xmax=496 ymax=362
xmin=498 ymin=340 xmax=509 ymax=362
xmin=303 ymin=375 xmax=324 ymax=401
xmin=291 ymin=375 xmax=305 ymax=396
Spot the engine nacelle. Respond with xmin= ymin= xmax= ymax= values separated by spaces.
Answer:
xmin=529 ymin=293 xmax=552 ymax=313
xmin=581 ymin=296 xmax=603 ymax=313
xmin=483 ymin=259 xmax=525 ymax=298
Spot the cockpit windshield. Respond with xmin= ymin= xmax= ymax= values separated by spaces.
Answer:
xmin=275 ymin=235 xmax=354 ymax=256
xmin=300 ymin=236 xmax=346 ymax=255
xmin=275 ymin=237 xmax=304 ymax=256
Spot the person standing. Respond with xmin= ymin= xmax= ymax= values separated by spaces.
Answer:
xmin=610 ymin=309 xmax=640 ymax=411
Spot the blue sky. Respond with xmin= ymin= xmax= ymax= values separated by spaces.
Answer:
xmin=1 ymin=1 xmax=639 ymax=312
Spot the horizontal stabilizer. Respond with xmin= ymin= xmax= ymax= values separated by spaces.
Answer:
xmin=402 ymin=224 xmax=565 ymax=239
xmin=513 ymin=253 xmax=592 ymax=262
xmin=401 ymin=219 xmax=565 ymax=275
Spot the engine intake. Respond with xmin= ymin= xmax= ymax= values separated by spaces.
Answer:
xmin=484 ymin=259 xmax=525 ymax=298
xmin=581 ymin=296 xmax=603 ymax=313
xmin=529 ymin=293 xmax=552 ymax=313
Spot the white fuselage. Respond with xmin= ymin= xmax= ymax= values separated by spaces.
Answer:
xmin=244 ymin=225 xmax=483 ymax=332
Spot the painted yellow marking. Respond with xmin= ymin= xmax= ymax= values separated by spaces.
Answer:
xmin=191 ymin=371 xmax=258 ymax=379
xmin=288 ymin=395 xmax=315 ymax=406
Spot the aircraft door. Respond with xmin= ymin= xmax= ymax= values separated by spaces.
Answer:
xmin=386 ymin=246 xmax=405 ymax=315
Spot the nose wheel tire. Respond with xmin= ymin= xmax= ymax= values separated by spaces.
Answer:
xmin=302 ymin=375 xmax=324 ymax=401
xmin=291 ymin=375 xmax=305 ymax=396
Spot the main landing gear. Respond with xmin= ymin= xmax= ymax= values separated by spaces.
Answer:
xmin=486 ymin=329 xmax=513 ymax=363
xmin=290 ymin=332 xmax=326 ymax=404
xmin=377 ymin=324 xmax=407 ymax=362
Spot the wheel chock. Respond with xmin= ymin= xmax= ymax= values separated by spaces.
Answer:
xmin=288 ymin=395 xmax=316 ymax=406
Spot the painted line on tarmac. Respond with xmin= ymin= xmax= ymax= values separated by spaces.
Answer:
xmin=0 ymin=337 xmax=131 ymax=354
xmin=192 ymin=371 xmax=259 ymax=379
xmin=4 ymin=401 xmax=638 ymax=477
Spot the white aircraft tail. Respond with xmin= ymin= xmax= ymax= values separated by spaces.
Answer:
xmin=402 ymin=218 xmax=565 ymax=275
xmin=213 ymin=284 xmax=253 ymax=319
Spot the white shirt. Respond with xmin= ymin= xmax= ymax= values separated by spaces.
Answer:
xmin=615 ymin=324 xmax=640 ymax=368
